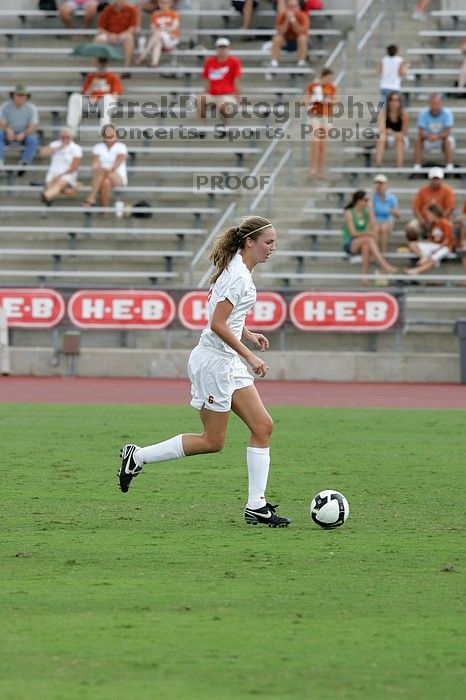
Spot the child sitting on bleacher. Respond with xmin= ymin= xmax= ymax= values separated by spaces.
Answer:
xmin=406 ymin=167 xmax=456 ymax=240
xmin=136 ymin=0 xmax=180 ymax=67
xmin=405 ymin=203 xmax=455 ymax=275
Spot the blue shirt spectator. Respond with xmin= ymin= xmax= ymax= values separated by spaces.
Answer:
xmin=373 ymin=189 xmax=399 ymax=222
xmin=418 ymin=106 xmax=454 ymax=136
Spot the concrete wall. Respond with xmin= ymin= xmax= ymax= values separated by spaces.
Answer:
xmin=8 ymin=347 xmax=461 ymax=383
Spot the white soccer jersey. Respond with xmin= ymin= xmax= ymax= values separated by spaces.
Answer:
xmin=199 ymin=252 xmax=256 ymax=357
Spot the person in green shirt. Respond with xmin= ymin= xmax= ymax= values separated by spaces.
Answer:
xmin=342 ymin=190 xmax=397 ymax=276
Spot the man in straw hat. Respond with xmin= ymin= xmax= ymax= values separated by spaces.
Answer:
xmin=0 ymin=84 xmax=40 ymax=173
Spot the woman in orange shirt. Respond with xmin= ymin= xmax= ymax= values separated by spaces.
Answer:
xmin=136 ymin=0 xmax=180 ymax=67
xmin=405 ymin=203 xmax=455 ymax=275
xmin=305 ymin=67 xmax=337 ymax=179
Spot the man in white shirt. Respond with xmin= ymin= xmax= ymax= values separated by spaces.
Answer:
xmin=83 ymin=123 xmax=128 ymax=217
xmin=40 ymin=127 xmax=83 ymax=205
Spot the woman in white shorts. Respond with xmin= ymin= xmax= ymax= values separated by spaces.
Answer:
xmin=118 ymin=215 xmax=290 ymax=528
xmin=83 ymin=123 xmax=127 ymax=217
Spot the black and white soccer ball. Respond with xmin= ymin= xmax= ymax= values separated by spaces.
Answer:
xmin=310 ymin=490 xmax=349 ymax=529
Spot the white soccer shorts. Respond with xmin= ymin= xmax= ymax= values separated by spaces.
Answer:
xmin=187 ymin=345 xmax=254 ymax=413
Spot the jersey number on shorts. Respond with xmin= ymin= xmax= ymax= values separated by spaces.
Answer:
xmin=208 ymin=395 xmax=214 ymax=404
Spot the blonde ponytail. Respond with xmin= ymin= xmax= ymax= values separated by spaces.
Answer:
xmin=209 ymin=215 xmax=272 ymax=284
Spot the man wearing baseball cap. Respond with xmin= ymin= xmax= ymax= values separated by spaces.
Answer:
xmin=198 ymin=37 xmax=242 ymax=127
xmin=405 ymin=166 xmax=456 ymax=240
xmin=0 ymin=84 xmax=39 ymax=172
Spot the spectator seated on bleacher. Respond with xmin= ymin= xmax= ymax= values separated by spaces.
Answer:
xmin=59 ymin=0 xmax=98 ymax=30
xmin=0 ymin=84 xmax=39 ymax=174
xmin=136 ymin=0 xmax=179 ymax=67
xmin=305 ymin=67 xmax=337 ymax=179
xmin=372 ymin=174 xmax=400 ymax=253
xmin=406 ymin=167 xmax=456 ymax=240
xmin=95 ymin=0 xmax=139 ymax=69
xmin=267 ymin=0 xmax=309 ymax=79
xmin=377 ymin=44 xmax=409 ymax=103
xmin=198 ymin=38 xmax=241 ymax=127
xmin=414 ymin=94 xmax=455 ymax=172
xmin=405 ymin=203 xmax=455 ymax=275
xmin=83 ymin=123 xmax=128 ymax=217
xmin=374 ymin=91 xmax=409 ymax=168
xmin=232 ymin=0 xmax=258 ymax=32
xmin=342 ymin=190 xmax=397 ymax=278
xmin=40 ymin=127 xmax=83 ymax=206
xmin=67 ymin=57 xmax=123 ymax=133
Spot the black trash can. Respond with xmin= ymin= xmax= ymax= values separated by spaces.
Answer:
xmin=454 ymin=319 xmax=466 ymax=384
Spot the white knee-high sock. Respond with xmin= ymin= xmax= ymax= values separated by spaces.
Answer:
xmin=134 ymin=435 xmax=185 ymax=466
xmin=246 ymin=446 xmax=270 ymax=510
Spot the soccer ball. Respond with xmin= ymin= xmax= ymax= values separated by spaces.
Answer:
xmin=310 ymin=490 xmax=349 ymax=529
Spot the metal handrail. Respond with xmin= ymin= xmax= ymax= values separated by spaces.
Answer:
xmin=249 ymin=149 xmax=292 ymax=214
xmin=249 ymin=120 xmax=290 ymax=179
xmin=353 ymin=0 xmax=385 ymax=86
xmin=324 ymin=39 xmax=347 ymax=96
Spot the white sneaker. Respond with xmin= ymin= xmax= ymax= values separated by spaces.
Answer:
xmin=265 ymin=59 xmax=278 ymax=81
xmin=297 ymin=59 xmax=307 ymax=68
xmin=445 ymin=163 xmax=454 ymax=172
xmin=412 ymin=12 xmax=426 ymax=21
xmin=413 ymin=163 xmax=422 ymax=171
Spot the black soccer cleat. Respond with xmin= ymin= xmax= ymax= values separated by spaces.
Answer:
xmin=118 ymin=443 xmax=143 ymax=493
xmin=244 ymin=502 xmax=291 ymax=528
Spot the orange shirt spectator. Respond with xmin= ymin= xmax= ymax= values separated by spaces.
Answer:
xmin=276 ymin=7 xmax=309 ymax=40
xmin=98 ymin=2 xmax=138 ymax=34
xmin=306 ymin=80 xmax=336 ymax=117
xmin=413 ymin=182 xmax=456 ymax=221
xmin=429 ymin=217 xmax=455 ymax=250
xmin=151 ymin=7 xmax=180 ymax=38
xmin=82 ymin=71 xmax=123 ymax=99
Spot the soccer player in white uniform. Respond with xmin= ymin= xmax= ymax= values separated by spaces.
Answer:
xmin=118 ymin=215 xmax=290 ymax=527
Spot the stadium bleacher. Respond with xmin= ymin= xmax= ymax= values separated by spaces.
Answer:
xmin=0 ymin=0 xmax=464 ymax=374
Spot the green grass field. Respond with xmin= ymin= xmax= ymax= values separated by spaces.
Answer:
xmin=1 ymin=403 xmax=465 ymax=700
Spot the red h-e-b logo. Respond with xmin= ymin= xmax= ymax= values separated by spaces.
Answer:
xmin=178 ymin=291 xmax=287 ymax=331
xmin=289 ymin=292 xmax=399 ymax=331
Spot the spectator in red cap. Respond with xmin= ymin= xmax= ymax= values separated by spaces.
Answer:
xmin=405 ymin=203 xmax=455 ymax=275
